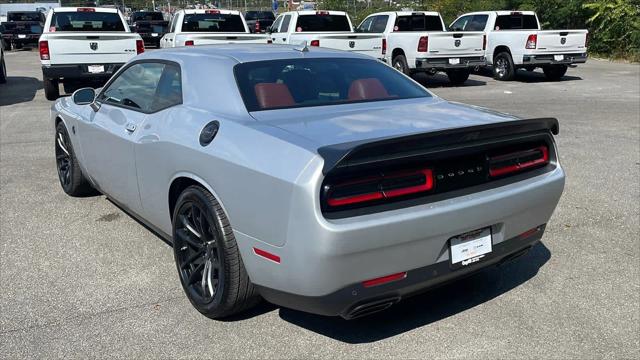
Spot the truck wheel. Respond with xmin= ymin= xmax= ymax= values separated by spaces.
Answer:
xmin=542 ymin=65 xmax=568 ymax=81
xmin=172 ymin=185 xmax=261 ymax=319
xmin=44 ymin=78 xmax=60 ymax=101
xmin=392 ymin=54 xmax=410 ymax=76
xmin=493 ymin=52 xmax=515 ymax=81
xmin=0 ymin=56 xmax=7 ymax=84
xmin=446 ymin=69 xmax=470 ymax=85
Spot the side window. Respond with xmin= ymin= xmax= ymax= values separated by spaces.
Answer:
xmin=169 ymin=14 xmax=178 ymax=32
xmin=450 ymin=15 xmax=470 ymax=31
xmin=279 ymin=14 xmax=291 ymax=33
xmin=100 ymin=63 xmax=165 ymax=113
xmin=356 ymin=16 xmax=374 ymax=33
xmin=466 ymin=15 xmax=488 ymax=31
xmin=271 ymin=15 xmax=283 ymax=33
xmin=150 ymin=63 xmax=182 ymax=112
xmin=371 ymin=15 xmax=389 ymax=33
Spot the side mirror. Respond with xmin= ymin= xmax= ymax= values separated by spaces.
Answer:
xmin=72 ymin=87 xmax=96 ymax=105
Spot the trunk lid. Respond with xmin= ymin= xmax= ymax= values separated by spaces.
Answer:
xmin=46 ymin=33 xmax=139 ymax=64
xmin=176 ymin=33 xmax=270 ymax=46
xmin=535 ymin=30 xmax=588 ymax=53
xmin=292 ymin=33 xmax=385 ymax=58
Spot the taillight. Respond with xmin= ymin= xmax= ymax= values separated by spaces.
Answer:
xmin=310 ymin=39 xmax=320 ymax=47
xmin=382 ymin=38 xmax=387 ymax=55
xmin=185 ymin=40 xmax=194 ymax=46
xmin=585 ymin=32 xmax=589 ymax=48
xmin=489 ymin=145 xmax=549 ymax=178
xmin=417 ymin=36 xmax=428 ymax=52
xmin=205 ymin=10 xmax=220 ymax=14
xmin=255 ymin=20 xmax=260 ymax=32
xmin=316 ymin=11 xmax=329 ymax=16
xmin=136 ymin=39 xmax=144 ymax=54
xmin=77 ymin=7 xmax=95 ymax=12
xmin=39 ymin=40 xmax=49 ymax=60
xmin=482 ymin=34 xmax=487 ymax=50
xmin=325 ymin=168 xmax=433 ymax=207
xmin=525 ymin=34 xmax=537 ymax=49
xmin=362 ymin=272 xmax=407 ymax=288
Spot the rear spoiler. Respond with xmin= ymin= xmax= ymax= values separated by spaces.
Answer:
xmin=317 ymin=117 xmax=559 ymax=175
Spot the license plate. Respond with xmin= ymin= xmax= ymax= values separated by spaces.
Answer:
xmin=449 ymin=58 xmax=460 ymax=65
xmin=87 ymin=65 xmax=105 ymax=74
xmin=554 ymin=55 xmax=564 ymax=61
xmin=151 ymin=33 xmax=159 ymax=37
xmin=450 ymin=227 xmax=492 ymax=266
xmin=18 ymin=34 xmax=27 ymax=39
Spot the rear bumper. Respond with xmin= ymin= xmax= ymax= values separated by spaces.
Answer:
xmin=258 ymin=227 xmax=545 ymax=319
xmin=1 ymin=33 xmax=39 ymax=47
xmin=42 ymin=63 xmax=124 ymax=81
xmin=416 ymin=56 xmax=486 ymax=70
xmin=522 ymin=53 xmax=588 ymax=65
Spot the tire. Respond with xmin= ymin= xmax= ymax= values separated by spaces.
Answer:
xmin=493 ymin=52 xmax=515 ymax=81
xmin=543 ymin=64 xmax=568 ymax=81
xmin=392 ymin=54 xmax=410 ymax=76
xmin=0 ymin=56 xmax=7 ymax=84
xmin=55 ymin=122 xmax=95 ymax=196
xmin=172 ymin=185 xmax=260 ymax=319
xmin=44 ymin=78 xmax=60 ymax=101
xmin=446 ymin=69 xmax=470 ymax=85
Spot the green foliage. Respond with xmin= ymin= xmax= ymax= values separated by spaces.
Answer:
xmin=583 ymin=0 xmax=640 ymax=60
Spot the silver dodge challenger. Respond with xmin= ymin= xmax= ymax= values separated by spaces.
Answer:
xmin=52 ymin=44 xmax=565 ymax=319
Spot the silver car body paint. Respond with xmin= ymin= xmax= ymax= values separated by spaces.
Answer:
xmin=51 ymin=44 xmax=564 ymax=300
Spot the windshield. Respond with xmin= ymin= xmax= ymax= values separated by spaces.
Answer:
xmin=50 ymin=11 xmax=125 ymax=32
xmin=245 ymin=11 xmax=275 ymax=20
xmin=182 ymin=13 xmax=246 ymax=32
xmin=235 ymin=58 xmax=430 ymax=111
xmin=295 ymin=14 xmax=351 ymax=32
xmin=132 ymin=12 xmax=164 ymax=22
xmin=7 ymin=12 xmax=42 ymax=22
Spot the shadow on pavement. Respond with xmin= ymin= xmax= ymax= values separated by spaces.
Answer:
xmin=278 ymin=242 xmax=551 ymax=343
xmin=0 ymin=76 xmax=43 ymax=106
xmin=413 ymin=72 xmax=487 ymax=88
xmin=474 ymin=68 xmax=583 ymax=83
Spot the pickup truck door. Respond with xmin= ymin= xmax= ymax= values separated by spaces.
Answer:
xmin=77 ymin=62 xmax=166 ymax=214
xmin=270 ymin=14 xmax=291 ymax=44
xmin=161 ymin=13 xmax=179 ymax=47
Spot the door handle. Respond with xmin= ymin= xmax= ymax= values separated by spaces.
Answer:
xmin=282 ymin=38 xmax=286 ymax=41
xmin=125 ymin=123 xmax=136 ymax=133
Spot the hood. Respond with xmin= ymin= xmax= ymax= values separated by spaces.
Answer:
xmin=249 ymin=98 xmax=520 ymax=148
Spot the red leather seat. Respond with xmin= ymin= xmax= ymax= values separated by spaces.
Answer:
xmin=348 ymin=78 xmax=390 ymax=101
xmin=254 ymin=83 xmax=295 ymax=109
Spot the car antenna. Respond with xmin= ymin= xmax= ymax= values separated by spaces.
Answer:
xmin=294 ymin=41 xmax=309 ymax=52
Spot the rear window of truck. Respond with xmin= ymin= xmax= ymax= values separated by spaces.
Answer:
xmin=182 ymin=13 xmax=245 ymax=32
xmin=131 ymin=12 xmax=164 ymax=22
xmin=494 ymin=14 xmax=538 ymax=30
xmin=395 ymin=14 xmax=443 ymax=31
xmin=7 ymin=12 xmax=42 ymax=22
xmin=295 ymin=14 xmax=351 ymax=32
xmin=245 ymin=11 xmax=275 ymax=20
xmin=50 ymin=11 xmax=125 ymax=32
xmin=235 ymin=58 xmax=430 ymax=111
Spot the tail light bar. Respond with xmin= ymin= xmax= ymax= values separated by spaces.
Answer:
xmin=489 ymin=145 xmax=549 ymax=177
xmin=525 ymin=34 xmax=537 ymax=49
xmin=310 ymin=39 xmax=320 ymax=47
xmin=39 ymin=40 xmax=50 ymax=60
xmin=482 ymin=34 xmax=487 ymax=50
xmin=585 ymin=32 xmax=589 ymax=48
xmin=77 ymin=7 xmax=95 ymax=12
xmin=205 ymin=10 xmax=220 ymax=14
xmin=362 ymin=272 xmax=407 ymax=288
xmin=316 ymin=11 xmax=330 ymax=16
xmin=325 ymin=168 xmax=433 ymax=207
xmin=136 ymin=39 xmax=145 ymax=54
xmin=185 ymin=40 xmax=194 ymax=46
xmin=382 ymin=38 xmax=387 ymax=55
xmin=418 ymin=36 xmax=428 ymax=52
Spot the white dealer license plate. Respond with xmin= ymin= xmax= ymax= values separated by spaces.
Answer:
xmin=554 ymin=55 xmax=564 ymax=61
xmin=87 ymin=65 xmax=105 ymax=74
xmin=151 ymin=33 xmax=159 ymax=37
xmin=450 ymin=227 xmax=492 ymax=266
xmin=18 ymin=34 xmax=27 ymax=39
xmin=449 ymin=58 xmax=460 ymax=65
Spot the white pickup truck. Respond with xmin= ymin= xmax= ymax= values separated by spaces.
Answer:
xmin=160 ymin=9 xmax=269 ymax=48
xmin=357 ymin=11 xmax=486 ymax=84
xmin=39 ymin=7 xmax=144 ymax=100
xmin=268 ymin=10 xmax=384 ymax=60
xmin=450 ymin=11 xmax=588 ymax=81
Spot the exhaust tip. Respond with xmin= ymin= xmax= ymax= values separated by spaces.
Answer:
xmin=343 ymin=296 xmax=401 ymax=319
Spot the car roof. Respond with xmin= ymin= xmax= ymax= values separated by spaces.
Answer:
xmin=462 ymin=10 xmax=536 ymax=16
xmin=53 ymin=7 xmax=120 ymax=13
xmin=138 ymin=44 xmax=370 ymax=64
xmin=180 ymin=9 xmax=240 ymax=15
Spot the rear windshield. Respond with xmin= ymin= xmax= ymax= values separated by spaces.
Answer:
xmin=245 ymin=11 xmax=275 ymax=20
xmin=50 ymin=11 xmax=125 ymax=32
xmin=235 ymin=58 xmax=430 ymax=111
xmin=395 ymin=14 xmax=443 ymax=31
xmin=495 ymin=14 xmax=538 ymax=30
xmin=7 ymin=12 xmax=42 ymax=22
xmin=182 ymin=13 xmax=245 ymax=32
xmin=295 ymin=14 xmax=351 ymax=32
xmin=131 ymin=12 xmax=164 ymax=22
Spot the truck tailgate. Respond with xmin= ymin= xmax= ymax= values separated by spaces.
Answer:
xmin=291 ymin=33 xmax=384 ymax=59
xmin=426 ymin=32 xmax=484 ymax=57
xmin=176 ymin=33 xmax=269 ymax=46
xmin=536 ymin=30 xmax=588 ymax=53
xmin=46 ymin=33 xmax=139 ymax=65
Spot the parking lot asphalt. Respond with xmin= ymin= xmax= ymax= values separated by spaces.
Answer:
xmin=0 ymin=49 xmax=638 ymax=359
